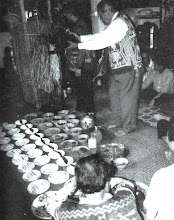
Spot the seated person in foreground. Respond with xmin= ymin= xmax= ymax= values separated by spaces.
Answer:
xmin=157 ymin=116 xmax=174 ymax=161
xmin=144 ymin=163 xmax=174 ymax=220
xmin=141 ymin=57 xmax=174 ymax=107
xmin=53 ymin=153 xmax=143 ymax=220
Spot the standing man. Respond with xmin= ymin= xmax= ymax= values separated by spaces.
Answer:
xmin=68 ymin=0 xmax=142 ymax=135
xmin=62 ymin=4 xmax=96 ymax=113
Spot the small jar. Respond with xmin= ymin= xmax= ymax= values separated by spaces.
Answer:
xmin=88 ymin=133 xmax=97 ymax=149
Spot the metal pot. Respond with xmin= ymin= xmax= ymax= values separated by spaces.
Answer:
xmin=80 ymin=113 xmax=95 ymax=130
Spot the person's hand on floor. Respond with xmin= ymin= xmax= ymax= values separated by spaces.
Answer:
xmin=149 ymin=99 xmax=155 ymax=107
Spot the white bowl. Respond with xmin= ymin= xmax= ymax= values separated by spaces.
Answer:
xmin=35 ymin=138 xmax=50 ymax=146
xmin=7 ymin=128 xmax=20 ymax=136
xmin=44 ymin=127 xmax=60 ymax=137
xmin=0 ymin=132 xmax=6 ymax=138
xmin=53 ymin=120 xmax=67 ymax=129
xmin=50 ymin=133 xmax=68 ymax=143
xmin=48 ymin=171 xmax=69 ymax=184
xmin=34 ymin=155 xmax=50 ymax=166
xmin=12 ymin=133 xmax=26 ymax=140
xmin=21 ymin=144 xmax=36 ymax=152
xmin=69 ymin=127 xmax=82 ymax=137
xmin=114 ymin=158 xmax=128 ymax=171
xmin=58 ymin=110 xmax=69 ymax=116
xmin=25 ymin=128 xmax=39 ymax=135
xmin=41 ymin=163 xmax=59 ymax=175
xmin=56 ymin=156 xmax=73 ymax=167
xmin=15 ymin=138 xmax=29 ymax=147
xmin=15 ymin=119 xmax=27 ymax=126
xmin=67 ymin=119 xmax=79 ymax=126
xmin=20 ymin=123 xmax=33 ymax=130
xmin=4 ymin=123 xmax=16 ymax=130
xmin=64 ymin=114 xmax=76 ymax=120
xmin=52 ymin=115 xmax=62 ymax=121
xmin=30 ymin=133 xmax=44 ymax=140
xmin=0 ymin=137 xmax=11 ymax=145
xmin=77 ymin=134 xmax=89 ymax=143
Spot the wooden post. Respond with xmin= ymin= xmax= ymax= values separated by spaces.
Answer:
xmin=90 ymin=0 xmax=106 ymax=33
xmin=19 ymin=0 xmax=30 ymax=50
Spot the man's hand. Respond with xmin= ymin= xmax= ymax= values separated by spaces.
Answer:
xmin=67 ymin=41 xmax=78 ymax=49
xmin=66 ymin=30 xmax=80 ymax=42
xmin=75 ymin=68 xmax=81 ymax=77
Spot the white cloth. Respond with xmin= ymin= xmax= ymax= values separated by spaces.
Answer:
xmin=144 ymin=164 xmax=174 ymax=220
xmin=78 ymin=12 xmax=128 ymax=51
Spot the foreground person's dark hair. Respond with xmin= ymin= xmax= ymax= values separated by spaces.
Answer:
xmin=75 ymin=153 xmax=117 ymax=194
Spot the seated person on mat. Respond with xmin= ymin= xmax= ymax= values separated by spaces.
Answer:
xmin=48 ymin=153 xmax=143 ymax=219
xmin=141 ymin=57 xmax=174 ymax=107
xmin=144 ymin=163 xmax=174 ymax=220
xmin=157 ymin=116 xmax=174 ymax=161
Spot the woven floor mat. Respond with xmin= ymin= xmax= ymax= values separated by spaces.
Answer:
xmin=118 ymin=148 xmax=170 ymax=185
xmin=138 ymin=106 xmax=164 ymax=127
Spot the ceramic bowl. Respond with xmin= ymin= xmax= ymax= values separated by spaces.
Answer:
xmin=114 ymin=158 xmax=128 ymax=171
xmin=69 ymin=127 xmax=82 ymax=137
xmin=77 ymin=134 xmax=89 ymax=143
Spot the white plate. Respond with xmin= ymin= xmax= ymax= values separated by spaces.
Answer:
xmin=0 ymin=137 xmax=11 ymax=145
xmin=12 ymin=154 xmax=29 ymax=166
xmin=48 ymin=171 xmax=69 ymax=184
xmin=22 ymin=170 xmax=41 ymax=182
xmin=34 ymin=155 xmax=50 ymax=166
xmin=0 ymin=132 xmax=6 ymax=138
xmin=42 ymin=145 xmax=53 ymax=153
xmin=7 ymin=128 xmax=20 ymax=136
xmin=44 ymin=127 xmax=60 ymax=137
xmin=24 ymin=113 xmax=38 ymax=120
xmin=15 ymin=119 xmax=27 ymax=125
xmin=35 ymin=138 xmax=50 ymax=146
xmin=4 ymin=123 xmax=16 ymax=130
xmin=18 ymin=162 xmax=35 ymax=173
xmin=21 ymin=144 xmax=36 ymax=152
xmin=6 ymin=149 xmax=21 ymax=157
xmin=27 ymin=149 xmax=43 ymax=158
xmin=43 ymin=112 xmax=54 ymax=117
xmin=64 ymin=114 xmax=76 ymax=120
xmin=38 ymin=122 xmax=53 ymax=131
xmin=58 ymin=110 xmax=69 ymax=116
xmin=41 ymin=163 xmax=59 ymax=175
xmin=56 ymin=156 xmax=73 ymax=167
xmin=48 ymin=150 xmax=65 ymax=160
xmin=27 ymin=179 xmax=50 ymax=195
xmin=25 ymin=128 xmax=39 ymax=135
xmin=0 ymin=143 xmax=14 ymax=151
xmin=50 ymin=133 xmax=68 ymax=143
xmin=20 ymin=123 xmax=33 ymax=130
xmin=12 ymin=133 xmax=26 ymax=140
xmin=52 ymin=115 xmax=62 ymax=121
xmin=30 ymin=133 xmax=44 ymax=140
xmin=60 ymin=139 xmax=78 ymax=149
xmin=15 ymin=138 xmax=29 ymax=146
xmin=30 ymin=118 xmax=45 ymax=126
xmin=66 ymin=165 xmax=75 ymax=175
xmin=48 ymin=151 xmax=61 ymax=160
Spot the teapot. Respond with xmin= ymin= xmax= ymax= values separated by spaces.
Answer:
xmin=80 ymin=113 xmax=95 ymax=130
